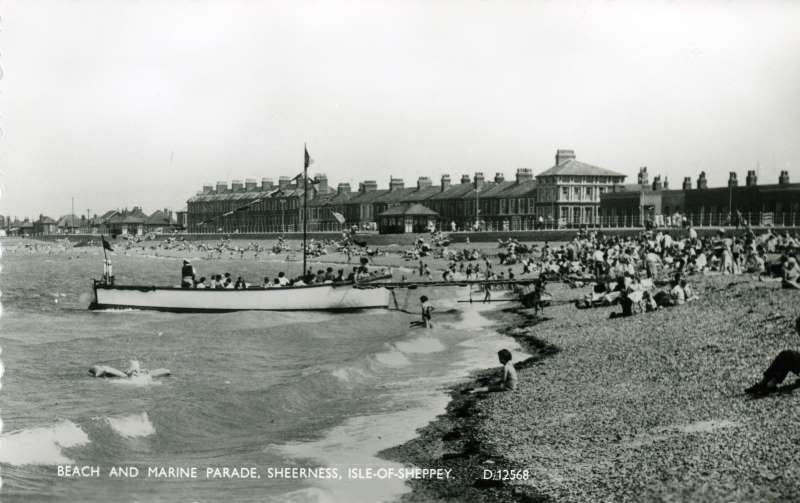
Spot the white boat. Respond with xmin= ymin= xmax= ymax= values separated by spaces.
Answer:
xmin=90 ymin=281 xmax=390 ymax=312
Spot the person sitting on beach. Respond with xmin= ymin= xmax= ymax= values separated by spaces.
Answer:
xmin=234 ymin=276 xmax=246 ymax=289
xmin=195 ymin=276 xmax=207 ymax=289
xmin=681 ymin=279 xmax=698 ymax=301
xmin=277 ymin=272 xmax=290 ymax=287
xmin=746 ymin=316 xmax=800 ymax=395
xmin=669 ymin=278 xmax=686 ymax=305
xmin=782 ymin=257 xmax=800 ymax=289
xmin=262 ymin=277 xmax=271 ymax=288
xmin=466 ymin=349 xmax=518 ymax=393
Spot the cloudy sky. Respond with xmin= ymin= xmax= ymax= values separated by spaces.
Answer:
xmin=1 ymin=0 xmax=799 ymax=219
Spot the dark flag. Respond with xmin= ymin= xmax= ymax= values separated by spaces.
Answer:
xmin=101 ymin=235 xmax=114 ymax=252
xmin=304 ymin=145 xmax=313 ymax=169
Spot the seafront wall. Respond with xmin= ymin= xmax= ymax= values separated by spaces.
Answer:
xmin=14 ymin=225 xmax=800 ymax=247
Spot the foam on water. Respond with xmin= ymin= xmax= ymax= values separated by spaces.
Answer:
xmin=105 ymin=412 xmax=156 ymax=439
xmin=0 ymin=420 xmax=90 ymax=465
xmin=108 ymin=374 xmax=163 ymax=387
xmin=371 ymin=346 xmax=411 ymax=367
xmin=393 ymin=335 xmax=445 ymax=354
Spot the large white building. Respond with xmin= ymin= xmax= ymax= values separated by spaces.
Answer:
xmin=535 ymin=149 xmax=626 ymax=226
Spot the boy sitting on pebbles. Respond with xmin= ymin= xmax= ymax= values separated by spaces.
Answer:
xmin=465 ymin=349 xmax=518 ymax=394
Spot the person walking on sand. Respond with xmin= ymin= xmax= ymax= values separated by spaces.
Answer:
xmin=746 ymin=316 xmax=800 ymax=395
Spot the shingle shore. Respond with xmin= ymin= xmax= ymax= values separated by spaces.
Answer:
xmin=384 ymin=276 xmax=800 ymax=502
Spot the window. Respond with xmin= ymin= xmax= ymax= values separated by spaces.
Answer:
xmin=573 ymin=187 xmax=581 ymax=201
xmin=561 ymin=187 xmax=569 ymax=200
xmin=586 ymin=187 xmax=594 ymax=199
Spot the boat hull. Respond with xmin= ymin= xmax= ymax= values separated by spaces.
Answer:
xmin=91 ymin=283 xmax=390 ymax=312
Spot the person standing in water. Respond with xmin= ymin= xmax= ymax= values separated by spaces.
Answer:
xmin=420 ymin=295 xmax=434 ymax=328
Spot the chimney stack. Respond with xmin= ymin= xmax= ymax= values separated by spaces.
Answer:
xmin=441 ymin=174 xmax=452 ymax=192
xmin=779 ymin=170 xmax=790 ymax=185
xmin=663 ymin=176 xmax=669 ymax=190
xmin=245 ymin=179 xmax=257 ymax=191
xmin=682 ymin=177 xmax=692 ymax=190
xmin=637 ymin=167 xmax=649 ymax=187
xmin=337 ymin=183 xmax=351 ymax=194
xmin=652 ymin=175 xmax=663 ymax=191
xmin=728 ymin=171 xmax=738 ymax=188
xmin=216 ymin=181 xmax=228 ymax=193
xmin=515 ymin=168 xmax=533 ymax=183
xmin=473 ymin=172 xmax=485 ymax=188
xmin=460 ymin=174 xmax=471 ymax=184
xmin=359 ymin=180 xmax=378 ymax=193
xmin=261 ymin=178 xmax=274 ymax=191
xmin=746 ymin=170 xmax=757 ymax=187
xmin=494 ymin=172 xmax=505 ymax=183
xmin=315 ymin=173 xmax=328 ymax=193
xmin=202 ymin=184 xmax=213 ymax=194
xmin=389 ymin=177 xmax=405 ymax=192
xmin=417 ymin=176 xmax=432 ymax=190
xmin=231 ymin=180 xmax=243 ymax=192
xmin=697 ymin=171 xmax=708 ymax=189
xmin=278 ymin=176 xmax=291 ymax=190
xmin=555 ymin=149 xmax=576 ymax=165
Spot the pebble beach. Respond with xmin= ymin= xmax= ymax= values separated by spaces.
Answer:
xmin=387 ymin=275 xmax=800 ymax=502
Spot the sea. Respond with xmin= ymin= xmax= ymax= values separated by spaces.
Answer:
xmin=0 ymin=245 xmax=523 ymax=502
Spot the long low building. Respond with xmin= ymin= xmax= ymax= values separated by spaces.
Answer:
xmin=185 ymin=149 xmax=627 ymax=233
xmin=599 ymin=168 xmax=800 ymax=227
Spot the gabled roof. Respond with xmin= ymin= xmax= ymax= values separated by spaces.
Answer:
xmin=57 ymin=214 xmax=80 ymax=227
xmin=146 ymin=210 xmax=172 ymax=225
xmin=36 ymin=215 xmax=56 ymax=224
xmin=379 ymin=203 xmax=439 ymax=217
xmin=536 ymin=159 xmax=625 ymax=178
xmin=428 ymin=182 xmax=485 ymax=201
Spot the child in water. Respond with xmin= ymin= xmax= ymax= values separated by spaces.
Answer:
xmin=420 ymin=295 xmax=434 ymax=328
xmin=466 ymin=349 xmax=518 ymax=393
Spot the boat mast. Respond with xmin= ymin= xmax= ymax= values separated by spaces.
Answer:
xmin=303 ymin=143 xmax=309 ymax=276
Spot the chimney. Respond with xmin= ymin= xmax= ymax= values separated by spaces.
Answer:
xmin=417 ymin=176 xmax=432 ymax=190
xmin=637 ymin=167 xmax=649 ymax=187
xmin=315 ymin=174 xmax=328 ymax=193
xmin=746 ymin=170 xmax=757 ymax=187
xmin=728 ymin=172 xmax=738 ymax=188
xmin=494 ymin=172 xmax=505 ymax=183
xmin=652 ymin=175 xmax=663 ymax=191
xmin=216 ymin=181 xmax=228 ymax=193
xmin=337 ymin=183 xmax=351 ymax=194
xmin=278 ymin=176 xmax=291 ymax=189
xmin=460 ymin=174 xmax=471 ymax=184
xmin=389 ymin=177 xmax=405 ymax=192
xmin=697 ymin=171 xmax=708 ymax=189
xmin=231 ymin=180 xmax=243 ymax=192
xmin=555 ymin=149 xmax=576 ymax=165
xmin=515 ymin=168 xmax=533 ymax=183
xmin=779 ymin=170 xmax=790 ymax=185
xmin=261 ymin=178 xmax=274 ymax=191
xmin=245 ymin=179 xmax=257 ymax=191
xmin=682 ymin=177 xmax=692 ymax=190
xmin=441 ymin=174 xmax=452 ymax=192
xmin=473 ymin=172 xmax=485 ymax=188
xmin=202 ymin=184 xmax=213 ymax=194
xmin=663 ymin=176 xmax=669 ymax=190
xmin=359 ymin=180 xmax=378 ymax=193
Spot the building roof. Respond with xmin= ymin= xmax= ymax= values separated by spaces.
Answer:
xmin=345 ymin=188 xmax=391 ymax=205
xmin=36 ymin=215 xmax=56 ymax=224
xmin=57 ymin=214 xmax=81 ymax=227
xmin=146 ymin=210 xmax=173 ymax=225
xmin=536 ymin=159 xmax=625 ymax=178
xmin=379 ymin=203 xmax=439 ymax=217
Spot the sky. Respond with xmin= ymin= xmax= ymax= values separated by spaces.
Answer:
xmin=1 ymin=0 xmax=799 ymax=220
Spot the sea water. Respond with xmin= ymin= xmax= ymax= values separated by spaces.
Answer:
xmin=0 ymin=248 xmax=522 ymax=502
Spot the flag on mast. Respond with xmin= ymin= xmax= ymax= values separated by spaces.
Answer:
xmin=101 ymin=235 xmax=114 ymax=252
xmin=331 ymin=211 xmax=346 ymax=224
xmin=305 ymin=145 xmax=314 ymax=169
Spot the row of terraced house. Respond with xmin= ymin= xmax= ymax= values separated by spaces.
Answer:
xmin=3 ymin=207 xmax=179 ymax=237
xmin=185 ymin=149 xmax=628 ymax=234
